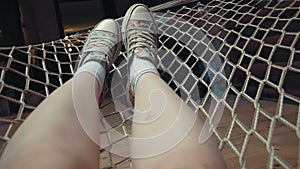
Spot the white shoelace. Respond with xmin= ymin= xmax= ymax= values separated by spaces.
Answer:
xmin=83 ymin=31 xmax=117 ymax=63
xmin=125 ymin=20 xmax=160 ymax=96
xmin=126 ymin=21 xmax=158 ymax=62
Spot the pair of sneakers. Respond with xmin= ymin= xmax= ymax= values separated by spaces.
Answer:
xmin=76 ymin=4 xmax=159 ymax=95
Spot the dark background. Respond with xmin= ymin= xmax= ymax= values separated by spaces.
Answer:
xmin=0 ymin=0 xmax=173 ymax=46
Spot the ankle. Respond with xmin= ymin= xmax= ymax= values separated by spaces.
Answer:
xmin=129 ymin=53 xmax=159 ymax=93
xmin=75 ymin=61 xmax=106 ymax=87
xmin=134 ymin=72 xmax=161 ymax=95
xmin=137 ymin=72 xmax=160 ymax=84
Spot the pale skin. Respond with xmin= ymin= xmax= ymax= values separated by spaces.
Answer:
xmin=0 ymin=73 xmax=100 ymax=169
xmin=0 ymin=71 xmax=227 ymax=169
xmin=132 ymin=72 xmax=227 ymax=169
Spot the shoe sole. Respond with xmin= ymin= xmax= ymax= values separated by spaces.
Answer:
xmin=102 ymin=19 xmax=122 ymax=70
xmin=100 ymin=19 xmax=122 ymax=94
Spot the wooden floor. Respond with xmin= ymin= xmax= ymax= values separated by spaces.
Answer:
xmin=0 ymin=98 xmax=298 ymax=169
xmin=98 ymin=97 xmax=299 ymax=169
xmin=216 ymin=99 xmax=299 ymax=169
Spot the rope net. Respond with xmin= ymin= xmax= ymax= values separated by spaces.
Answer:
xmin=0 ymin=0 xmax=299 ymax=168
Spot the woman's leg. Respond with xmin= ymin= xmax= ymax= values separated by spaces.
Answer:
xmin=0 ymin=74 xmax=100 ymax=169
xmin=122 ymin=4 xmax=227 ymax=169
xmin=0 ymin=19 xmax=121 ymax=169
xmin=132 ymin=73 xmax=227 ymax=169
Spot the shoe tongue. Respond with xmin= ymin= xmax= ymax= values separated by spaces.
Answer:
xmin=134 ymin=47 xmax=150 ymax=56
xmin=129 ymin=20 xmax=152 ymax=29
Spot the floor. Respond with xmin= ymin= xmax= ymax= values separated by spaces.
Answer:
xmin=96 ymin=97 xmax=299 ymax=169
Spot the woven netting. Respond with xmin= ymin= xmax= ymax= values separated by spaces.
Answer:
xmin=0 ymin=0 xmax=299 ymax=168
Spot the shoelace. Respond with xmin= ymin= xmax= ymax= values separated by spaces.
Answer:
xmin=83 ymin=31 xmax=117 ymax=62
xmin=126 ymin=22 xmax=157 ymax=58
xmin=125 ymin=20 xmax=159 ymax=99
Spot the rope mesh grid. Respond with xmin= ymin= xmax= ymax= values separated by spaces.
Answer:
xmin=0 ymin=0 xmax=299 ymax=168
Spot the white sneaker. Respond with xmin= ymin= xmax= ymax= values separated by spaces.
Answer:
xmin=77 ymin=19 xmax=122 ymax=73
xmin=122 ymin=4 xmax=160 ymax=94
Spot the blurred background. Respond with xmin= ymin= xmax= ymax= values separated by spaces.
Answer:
xmin=0 ymin=0 xmax=173 ymax=47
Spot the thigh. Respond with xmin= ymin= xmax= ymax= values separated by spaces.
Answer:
xmin=0 ymin=79 xmax=99 ymax=169
xmin=132 ymin=121 xmax=227 ymax=169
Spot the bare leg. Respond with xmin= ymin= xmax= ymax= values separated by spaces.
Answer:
xmin=0 ymin=18 xmax=121 ymax=169
xmin=131 ymin=73 xmax=227 ymax=169
xmin=120 ymin=4 xmax=226 ymax=168
xmin=0 ymin=73 xmax=101 ymax=169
